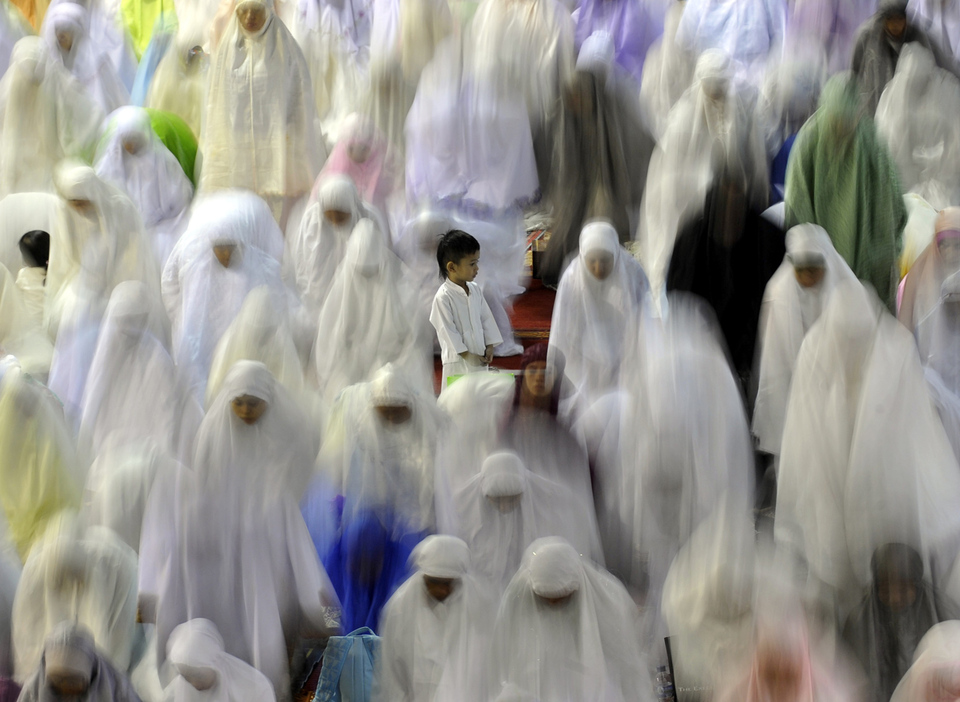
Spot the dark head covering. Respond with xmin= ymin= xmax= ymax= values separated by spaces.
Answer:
xmin=19 ymin=231 xmax=50 ymax=270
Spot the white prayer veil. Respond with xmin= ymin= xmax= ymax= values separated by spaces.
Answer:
xmin=40 ymin=2 xmax=129 ymax=114
xmin=161 ymin=190 xmax=289 ymax=397
xmin=287 ymin=173 xmax=364 ymax=313
xmin=440 ymin=450 xmax=604 ymax=595
xmin=94 ymin=106 xmax=194 ymax=267
xmin=891 ymin=621 xmax=960 ymax=702
xmin=321 ymin=363 xmax=440 ymax=533
xmin=490 ymin=537 xmax=653 ymax=702
xmin=145 ymin=25 xmax=208 ymax=138
xmin=639 ymin=1 xmax=696 ymax=140
xmin=675 ymin=0 xmax=787 ymax=71
xmin=313 ymin=217 xmax=426 ymax=403
xmin=908 ymin=0 xmax=960 ymax=64
xmin=875 ymin=43 xmax=960 ymax=210
xmin=145 ymin=361 xmax=338 ymax=701
xmin=200 ymin=0 xmax=324 ymax=216
xmin=375 ymin=535 xmax=494 ymax=702
xmin=752 ymin=223 xmax=856 ymax=456
xmin=549 ymin=221 xmax=648 ymax=415
xmin=78 ymin=281 xmax=200 ymax=464
xmin=164 ymin=618 xmax=277 ymax=701
xmin=0 ymin=37 xmax=103 ymax=197
xmin=919 ymin=270 xmax=960 ymax=462
xmin=12 ymin=515 xmax=138 ymax=683
xmin=0 ymin=262 xmax=54 ymax=378
xmin=0 ymin=363 xmax=81 ymax=563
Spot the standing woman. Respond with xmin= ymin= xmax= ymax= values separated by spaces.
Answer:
xmin=200 ymin=0 xmax=325 ymax=227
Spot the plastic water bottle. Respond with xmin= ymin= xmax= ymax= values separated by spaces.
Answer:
xmin=656 ymin=665 xmax=676 ymax=702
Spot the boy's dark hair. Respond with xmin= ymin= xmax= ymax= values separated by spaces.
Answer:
xmin=19 ymin=230 xmax=51 ymax=270
xmin=436 ymin=229 xmax=480 ymax=279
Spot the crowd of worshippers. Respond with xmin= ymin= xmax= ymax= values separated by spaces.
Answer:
xmin=1 ymin=0 xmax=960 ymax=699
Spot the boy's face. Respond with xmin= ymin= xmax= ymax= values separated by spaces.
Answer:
xmin=446 ymin=252 xmax=479 ymax=283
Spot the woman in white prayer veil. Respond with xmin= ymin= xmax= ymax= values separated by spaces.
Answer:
xmin=12 ymin=514 xmax=138 ymax=683
xmin=163 ymin=618 xmax=276 ymax=701
xmin=775 ymin=279 xmax=960 ymax=621
xmin=78 ymin=281 xmax=200 ymax=464
xmin=875 ymin=43 xmax=960 ymax=210
xmin=94 ymin=107 xmax=194 ymax=267
xmin=637 ymin=49 xmax=768 ymax=296
xmin=639 ymin=1 xmax=696 ymax=142
xmin=200 ymin=0 xmax=324 ymax=226
xmin=0 ymin=37 xmax=103 ymax=197
xmin=916 ymin=269 xmax=960 ymax=460
xmin=752 ymin=224 xmax=856 ymax=460
xmin=891 ymin=621 xmax=960 ymax=702
xmin=549 ymin=221 xmax=648 ymax=419
xmin=287 ymin=173 xmax=365 ymax=314
xmin=0 ymin=263 xmax=53 ymax=379
xmin=320 ymin=363 xmax=441 ymax=534
xmin=141 ymin=362 xmax=338 ymax=702
xmin=161 ymin=191 xmax=289 ymax=398
xmin=313 ymin=218 xmax=427 ymax=403
xmin=46 ymin=162 xmax=160 ymax=335
xmin=145 ymin=25 xmax=208 ymax=138
xmin=375 ymin=536 xmax=494 ymax=702
xmin=40 ymin=3 xmax=129 ymax=114
xmin=489 ymin=537 xmax=653 ymax=702
xmin=586 ymin=295 xmax=754 ymax=643
xmin=439 ymin=451 xmax=604 ymax=595
xmin=908 ymin=0 xmax=960 ymax=63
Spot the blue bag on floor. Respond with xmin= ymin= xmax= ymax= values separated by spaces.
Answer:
xmin=313 ymin=627 xmax=381 ymax=702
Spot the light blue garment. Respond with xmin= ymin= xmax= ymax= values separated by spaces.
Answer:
xmin=130 ymin=16 xmax=174 ymax=105
xmin=314 ymin=628 xmax=381 ymax=702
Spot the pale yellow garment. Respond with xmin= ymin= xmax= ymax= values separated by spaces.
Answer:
xmin=0 ymin=366 xmax=81 ymax=562
xmin=0 ymin=263 xmax=54 ymax=378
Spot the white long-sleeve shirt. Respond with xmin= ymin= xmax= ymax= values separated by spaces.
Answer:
xmin=430 ymin=280 xmax=503 ymax=385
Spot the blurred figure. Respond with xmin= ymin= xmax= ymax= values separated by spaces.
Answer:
xmin=199 ymin=0 xmax=324 ymax=226
xmin=675 ymin=0 xmax=786 ymax=75
xmin=488 ymin=537 xmax=652 ymax=702
xmin=320 ymin=113 xmax=400 ymax=217
xmin=141 ymin=362 xmax=337 ymax=701
xmin=314 ymin=218 xmax=428 ymax=402
xmin=144 ymin=27 xmax=207 ymax=138
xmin=439 ymin=451 xmax=603 ymax=595
xmin=77 ymin=282 xmax=199 ymax=463
xmin=575 ymin=2 xmax=664 ymax=87
xmin=549 ymin=221 xmax=648 ymax=420
xmin=375 ymin=536 xmax=494 ymax=702
xmin=40 ymin=3 xmax=129 ymax=113
xmin=161 ymin=191 xmax=289 ymax=399
xmin=17 ymin=623 xmax=141 ymax=702
xmin=163 ymin=619 xmax=275 ymax=701
xmin=0 ymin=547 xmax=17 ymax=700
xmin=639 ymin=1 xmax=697 ymax=141
xmin=908 ymin=0 xmax=960 ymax=64
xmin=753 ymin=224 xmax=856 ymax=461
xmin=287 ymin=174 xmax=365 ymax=314
xmin=0 ymin=0 xmax=31 ymax=77
xmin=666 ymin=163 xmax=785 ymax=387
xmin=852 ymin=0 xmax=956 ymax=115
xmin=0 ymin=262 xmax=53 ymax=378
xmin=396 ymin=209 xmax=454 ymax=349
xmin=875 ymin=44 xmax=960 ymax=210
xmin=0 ymin=37 xmax=103 ymax=197
xmin=784 ymin=73 xmax=905 ymax=309
xmin=15 ymin=229 xmax=50 ymax=327
xmin=787 ymin=0 xmax=877 ymax=73
xmin=900 ymin=208 xmax=960 ymax=337
xmin=0 ymin=192 xmax=58 ymax=276
xmin=540 ymin=33 xmax=654 ymax=288
xmin=638 ymin=49 xmax=768 ymax=295
xmin=776 ymin=281 xmax=960 ymax=619
xmin=843 ymin=543 xmax=959 ymax=702
xmin=891 ymin=621 xmax=960 ymax=702
xmin=360 ymin=59 xmax=415 ymax=167
xmin=44 ymin=0 xmax=137 ymax=91
xmin=94 ymin=107 xmax=194 ymax=267
xmin=13 ymin=518 xmax=138 ymax=682
xmin=0 ymin=364 xmax=80 ymax=562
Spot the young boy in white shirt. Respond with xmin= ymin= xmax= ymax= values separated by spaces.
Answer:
xmin=429 ymin=230 xmax=503 ymax=391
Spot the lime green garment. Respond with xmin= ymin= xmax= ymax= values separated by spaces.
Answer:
xmin=785 ymin=74 xmax=906 ymax=310
xmin=145 ymin=107 xmax=198 ymax=187
xmin=0 ymin=370 xmax=81 ymax=562
xmin=121 ymin=0 xmax=175 ymax=58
